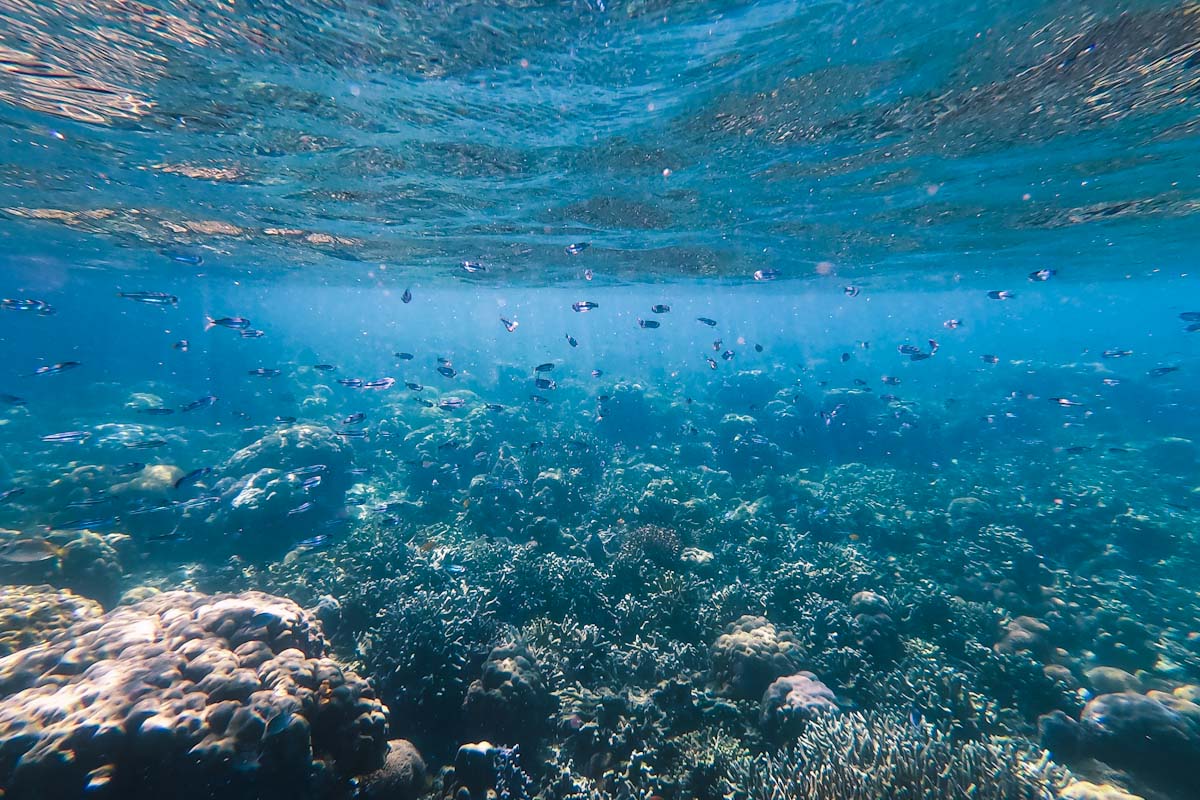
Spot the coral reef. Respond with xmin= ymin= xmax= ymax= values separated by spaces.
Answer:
xmin=0 ymin=590 xmax=388 ymax=800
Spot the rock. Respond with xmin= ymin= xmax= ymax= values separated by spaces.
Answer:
xmin=1085 ymin=666 xmax=1140 ymax=695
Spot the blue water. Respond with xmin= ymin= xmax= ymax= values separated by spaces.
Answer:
xmin=0 ymin=2 xmax=1198 ymax=799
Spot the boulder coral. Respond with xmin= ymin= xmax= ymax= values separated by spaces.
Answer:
xmin=710 ymin=615 xmax=804 ymax=700
xmin=0 ymin=590 xmax=388 ymax=800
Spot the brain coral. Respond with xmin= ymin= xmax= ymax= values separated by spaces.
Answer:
xmin=710 ymin=615 xmax=804 ymax=700
xmin=0 ymin=590 xmax=388 ymax=800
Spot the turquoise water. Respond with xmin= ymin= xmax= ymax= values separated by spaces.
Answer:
xmin=0 ymin=2 xmax=1198 ymax=800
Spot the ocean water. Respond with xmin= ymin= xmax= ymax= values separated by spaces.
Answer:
xmin=0 ymin=2 xmax=1198 ymax=800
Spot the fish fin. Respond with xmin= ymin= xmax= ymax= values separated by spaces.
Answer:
xmin=203 ymin=316 xmax=215 ymax=332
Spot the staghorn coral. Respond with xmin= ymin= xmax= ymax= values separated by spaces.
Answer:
xmin=0 ymin=590 xmax=388 ymax=800
xmin=727 ymin=711 xmax=1071 ymax=800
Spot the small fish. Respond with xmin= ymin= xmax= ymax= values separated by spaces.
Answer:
xmin=41 ymin=430 xmax=91 ymax=443
xmin=706 ymin=357 xmax=718 ymax=370
xmin=290 ymin=465 xmax=327 ymax=477
xmin=247 ymin=368 xmax=281 ymax=377
xmin=437 ymin=366 xmax=457 ymax=378
xmin=637 ymin=318 xmax=660 ymax=329
xmin=437 ymin=357 xmax=452 ymax=365
xmin=439 ymin=397 xmax=466 ymax=409
xmin=67 ymin=497 xmax=111 ymax=508
xmin=437 ymin=439 xmax=460 ymax=451
xmin=910 ymin=353 xmax=932 ymax=361
xmin=534 ymin=363 xmax=555 ymax=373
xmin=1102 ymin=349 xmax=1133 ymax=359
xmin=987 ymin=290 xmax=1015 ymax=300
xmin=530 ymin=395 xmax=550 ymax=404
xmin=288 ymin=502 xmax=314 ymax=516
xmin=584 ymin=268 xmax=594 ymax=281
xmin=485 ymin=403 xmax=504 ymax=411
xmin=1050 ymin=397 xmax=1083 ymax=407
xmin=650 ymin=304 xmax=670 ymax=314
xmin=30 ymin=361 xmax=81 ymax=376
xmin=59 ymin=517 xmax=117 ymax=531
xmin=535 ymin=377 xmax=557 ymax=390
xmin=853 ymin=379 xmax=867 ymax=386
xmin=712 ymin=339 xmax=722 ymax=351
xmin=840 ymin=353 xmax=851 ymax=363
xmin=461 ymin=261 xmax=488 ymax=273
xmin=337 ymin=378 xmax=365 ymax=388
xmin=566 ymin=334 xmax=578 ymax=347
xmin=0 ymin=393 xmax=26 ymax=405
xmin=0 ymin=487 xmax=26 ymax=503
xmin=565 ymin=242 xmax=590 ymax=255
xmin=754 ymin=344 xmax=763 ymax=352
xmin=697 ymin=317 xmax=718 ymax=327
xmin=125 ymin=439 xmax=168 ymax=449
xmin=414 ymin=398 xmax=434 ymax=407
xmin=395 ymin=352 xmax=414 ymax=360
xmin=295 ymin=534 xmax=332 ymax=549
xmin=401 ymin=287 xmax=412 ymax=304
xmin=301 ymin=475 xmax=323 ymax=490
xmin=118 ymin=291 xmax=178 ymax=306
xmin=1179 ymin=311 xmax=1200 ymax=321
xmin=313 ymin=364 xmax=336 ymax=371
xmin=591 ymin=369 xmax=603 ymax=378
xmin=405 ymin=382 xmax=424 ymax=391
xmin=204 ymin=316 xmax=251 ymax=331
xmin=753 ymin=268 xmax=780 ymax=281
xmin=337 ymin=429 xmax=367 ymax=439
xmin=572 ymin=301 xmax=599 ymax=313
xmin=180 ymin=395 xmax=218 ymax=412
xmin=160 ymin=248 xmax=203 ymax=265
xmin=2 ymin=298 xmax=54 ymax=314
xmin=882 ymin=376 xmax=901 ymax=386
xmin=363 ymin=377 xmax=395 ymax=390
xmin=528 ymin=441 xmax=544 ymax=451
xmin=1064 ymin=446 xmax=1091 ymax=454
xmin=722 ymin=350 xmax=734 ymax=361
xmin=928 ymin=339 xmax=940 ymax=354
xmin=1028 ymin=268 xmax=1057 ymax=282
xmin=137 ymin=407 xmax=175 ymax=416
xmin=1148 ymin=366 xmax=1179 ymax=377
xmin=1101 ymin=378 xmax=1121 ymax=386
xmin=1186 ymin=322 xmax=1200 ymax=333
xmin=240 ymin=329 xmax=266 ymax=339
xmin=843 ymin=286 xmax=860 ymax=297
xmin=274 ymin=416 xmax=297 ymax=424
xmin=897 ymin=345 xmax=921 ymax=355
xmin=173 ymin=340 xmax=190 ymax=351
xmin=175 ymin=466 xmax=215 ymax=489
xmin=500 ymin=317 xmax=519 ymax=332
xmin=981 ymin=354 xmax=999 ymax=364
xmin=0 ymin=537 xmax=58 ymax=563
xmin=943 ymin=319 xmax=962 ymax=329
xmin=443 ymin=563 xmax=466 ymax=575
xmin=342 ymin=412 xmax=365 ymax=425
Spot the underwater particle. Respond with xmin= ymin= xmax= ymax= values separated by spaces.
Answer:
xmin=1102 ymin=349 xmax=1133 ymax=358
xmin=500 ymin=317 xmax=519 ymax=332
xmin=30 ymin=361 xmax=81 ymax=376
xmin=40 ymin=430 xmax=91 ymax=443
xmin=117 ymin=291 xmax=177 ymax=306
xmin=564 ymin=242 xmax=589 ymax=255
xmin=755 ymin=343 xmax=763 ymax=352
xmin=637 ymin=318 xmax=660 ymax=329
xmin=651 ymin=304 xmax=670 ymax=313
xmin=565 ymin=333 xmax=578 ymax=347
xmin=753 ymin=268 xmax=780 ymax=281
xmin=173 ymin=339 xmax=190 ymax=351
xmin=401 ymin=287 xmax=412 ymax=303
xmin=204 ymin=315 xmax=251 ymax=330
xmin=174 ymin=466 xmax=214 ymax=489
xmin=461 ymin=261 xmax=488 ymax=273
xmin=981 ymin=354 xmax=1000 ymax=364
xmin=987 ymin=290 xmax=1015 ymax=300
xmin=394 ymin=352 xmax=414 ymax=360
xmin=240 ymin=329 xmax=265 ymax=339
xmin=247 ymin=368 xmax=281 ymax=377
xmin=1028 ymin=268 xmax=1057 ymax=281
xmin=697 ymin=316 xmax=717 ymax=326
xmin=437 ymin=365 xmax=457 ymax=378
xmin=843 ymin=285 xmax=860 ymax=297
xmin=943 ymin=318 xmax=962 ymax=329
xmin=571 ymin=300 xmax=598 ymax=312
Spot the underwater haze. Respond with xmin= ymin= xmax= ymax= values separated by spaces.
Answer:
xmin=0 ymin=2 xmax=1198 ymax=800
